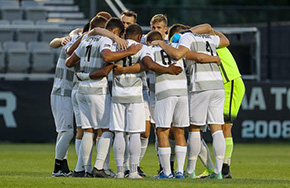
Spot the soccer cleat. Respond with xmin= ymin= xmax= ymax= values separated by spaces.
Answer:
xmin=184 ymin=170 xmax=196 ymax=179
xmin=151 ymin=171 xmax=173 ymax=179
xmin=207 ymin=172 xmax=223 ymax=180
xmin=128 ymin=171 xmax=143 ymax=179
xmin=137 ymin=166 xmax=146 ymax=177
xmin=104 ymin=169 xmax=116 ymax=178
xmin=175 ymin=172 xmax=184 ymax=179
xmin=91 ymin=167 xmax=110 ymax=178
xmin=52 ymin=170 xmax=69 ymax=177
xmin=124 ymin=170 xmax=130 ymax=177
xmin=72 ymin=170 xmax=85 ymax=177
xmin=116 ymin=172 xmax=124 ymax=179
xmin=84 ymin=172 xmax=93 ymax=178
xmin=222 ymin=164 xmax=232 ymax=179
xmin=197 ymin=169 xmax=214 ymax=179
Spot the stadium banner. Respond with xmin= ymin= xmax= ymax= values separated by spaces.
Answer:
xmin=0 ymin=80 xmax=289 ymax=142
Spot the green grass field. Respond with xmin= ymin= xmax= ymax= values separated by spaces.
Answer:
xmin=0 ymin=143 xmax=289 ymax=188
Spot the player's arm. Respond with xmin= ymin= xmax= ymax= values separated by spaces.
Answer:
xmin=190 ymin=23 xmax=213 ymax=34
xmin=142 ymin=56 xmax=182 ymax=75
xmin=65 ymin=52 xmax=80 ymax=68
xmin=66 ymin=33 xmax=87 ymax=55
xmin=152 ymin=40 xmax=189 ymax=60
xmin=76 ymin=63 xmax=115 ymax=81
xmin=101 ymin=44 xmax=142 ymax=62
xmin=213 ymin=30 xmax=230 ymax=47
xmin=185 ymin=51 xmax=221 ymax=65
xmin=113 ymin=63 xmax=147 ymax=75
xmin=49 ymin=36 xmax=71 ymax=48
xmin=88 ymin=27 xmax=128 ymax=50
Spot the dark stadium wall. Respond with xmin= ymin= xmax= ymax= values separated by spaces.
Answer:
xmin=0 ymin=80 xmax=289 ymax=143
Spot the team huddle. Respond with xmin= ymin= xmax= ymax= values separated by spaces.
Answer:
xmin=49 ymin=10 xmax=245 ymax=179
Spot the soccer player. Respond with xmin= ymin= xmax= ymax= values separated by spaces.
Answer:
xmin=50 ymin=29 xmax=82 ymax=177
xmin=66 ymin=17 xmax=142 ymax=178
xmin=121 ymin=10 xmax=137 ymax=29
xmin=109 ymin=24 xmax=182 ymax=179
xmin=152 ymin=26 xmax=230 ymax=179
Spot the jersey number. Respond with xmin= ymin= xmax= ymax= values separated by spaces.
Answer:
xmin=206 ymin=41 xmax=213 ymax=56
xmin=160 ymin=50 xmax=172 ymax=65
xmin=85 ymin=45 xmax=92 ymax=62
xmin=122 ymin=56 xmax=132 ymax=67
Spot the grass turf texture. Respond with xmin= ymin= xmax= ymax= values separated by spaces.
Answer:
xmin=0 ymin=143 xmax=289 ymax=188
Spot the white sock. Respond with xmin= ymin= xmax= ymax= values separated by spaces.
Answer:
xmin=114 ymin=132 xmax=125 ymax=174
xmin=82 ymin=132 xmax=94 ymax=173
xmin=186 ymin=132 xmax=200 ymax=174
xmin=94 ymin=132 xmax=113 ymax=170
xmin=129 ymin=133 xmax=141 ymax=173
xmin=104 ymin=137 xmax=113 ymax=170
xmin=123 ymin=134 xmax=130 ymax=171
xmin=212 ymin=130 xmax=225 ymax=174
xmin=75 ymin=141 xmax=84 ymax=172
xmin=158 ymin=147 xmax=171 ymax=176
xmin=169 ymin=138 xmax=176 ymax=162
xmin=199 ymin=139 xmax=214 ymax=170
xmin=175 ymin=145 xmax=187 ymax=173
xmin=55 ymin=131 xmax=74 ymax=160
xmin=75 ymin=139 xmax=82 ymax=156
xmin=139 ymin=137 xmax=148 ymax=164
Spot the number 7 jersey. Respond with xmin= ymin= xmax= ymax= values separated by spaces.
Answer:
xmin=149 ymin=43 xmax=188 ymax=101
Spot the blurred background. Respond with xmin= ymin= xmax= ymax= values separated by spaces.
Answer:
xmin=0 ymin=0 xmax=289 ymax=143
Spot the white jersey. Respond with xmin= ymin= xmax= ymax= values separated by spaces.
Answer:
xmin=112 ymin=39 xmax=154 ymax=103
xmin=150 ymin=43 xmax=187 ymax=101
xmin=74 ymin=34 xmax=112 ymax=95
xmin=179 ymin=32 xmax=224 ymax=92
xmin=51 ymin=34 xmax=81 ymax=97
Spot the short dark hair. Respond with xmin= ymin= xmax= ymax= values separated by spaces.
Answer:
xmin=168 ymin=23 xmax=190 ymax=41
xmin=146 ymin=30 xmax=162 ymax=44
xmin=125 ymin=24 xmax=142 ymax=39
xmin=82 ymin=22 xmax=90 ymax=33
xmin=121 ymin=10 xmax=137 ymax=22
xmin=89 ymin=16 xmax=107 ymax=30
xmin=105 ymin=17 xmax=124 ymax=35
xmin=96 ymin=11 xmax=112 ymax=20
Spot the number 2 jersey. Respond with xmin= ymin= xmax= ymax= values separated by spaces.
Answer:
xmin=179 ymin=32 xmax=224 ymax=92
xmin=149 ymin=43 xmax=188 ymax=101
xmin=74 ymin=34 xmax=113 ymax=95
xmin=112 ymin=39 xmax=153 ymax=103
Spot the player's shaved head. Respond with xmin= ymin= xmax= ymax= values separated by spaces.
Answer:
xmin=89 ymin=16 xmax=107 ymax=30
xmin=105 ymin=17 xmax=124 ymax=36
xmin=96 ymin=11 xmax=112 ymax=20
xmin=168 ymin=23 xmax=190 ymax=41
xmin=146 ymin=30 xmax=162 ymax=44
xmin=125 ymin=24 xmax=142 ymax=39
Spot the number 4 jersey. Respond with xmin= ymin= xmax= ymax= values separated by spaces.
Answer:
xmin=149 ymin=43 xmax=188 ymax=101
xmin=112 ymin=39 xmax=154 ymax=103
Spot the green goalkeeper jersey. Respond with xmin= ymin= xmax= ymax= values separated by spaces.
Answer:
xmin=217 ymin=47 xmax=241 ymax=83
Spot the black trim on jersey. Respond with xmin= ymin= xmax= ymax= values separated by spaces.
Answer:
xmin=229 ymin=80 xmax=234 ymax=122
xmin=180 ymin=30 xmax=192 ymax=35
xmin=220 ymin=63 xmax=229 ymax=82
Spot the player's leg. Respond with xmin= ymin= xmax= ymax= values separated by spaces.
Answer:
xmin=169 ymin=126 xmax=176 ymax=175
xmin=196 ymin=137 xmax=214 ymax=178
xmin=207 ymin=89 xmax=226 ymax=179
xmin=222 ymin=77 xmax=245 ymax=178
xmin=51 ymin=95 xmax=74 ymax=177
xmin=123 ymin=133 xmax=130 ymax=177
xmin=111 ymin=103 xmax=126 ymax=178
xmin=92 ymin=94 xmax=113 ymax=178
xmin=127 ymin=103 xmax=145 ymax=179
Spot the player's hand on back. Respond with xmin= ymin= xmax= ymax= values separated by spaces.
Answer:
xmin=114 ymin=36 xmax=128 ymax=50
xmin=151 ymin=40 xmax=163 ymax=46
xmin=127 ymin=44 xmax=143 ymax=55
xmin=168 ymin=63 xmax=182 ymax=75
xmin=113 ymin=64 xmax=124 ymax=75
xmin=216 ymin=56 xmax=221 ymax=66
xmin=61 ymin=36 xmax=72 ymax=46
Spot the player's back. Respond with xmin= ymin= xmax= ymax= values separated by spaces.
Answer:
xmin=76 ymin=34 xmax=110 ymax=91
xmin=112 ymin=39 xmax=148 ymax=103
xmin=150 ymin=43 xmax=187 ymax=101
xmin=180 ymin=32 xmax=224 ymax=92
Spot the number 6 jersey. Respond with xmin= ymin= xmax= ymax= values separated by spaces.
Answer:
xmin=149 ymin=43 xmax=188 ymax=101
